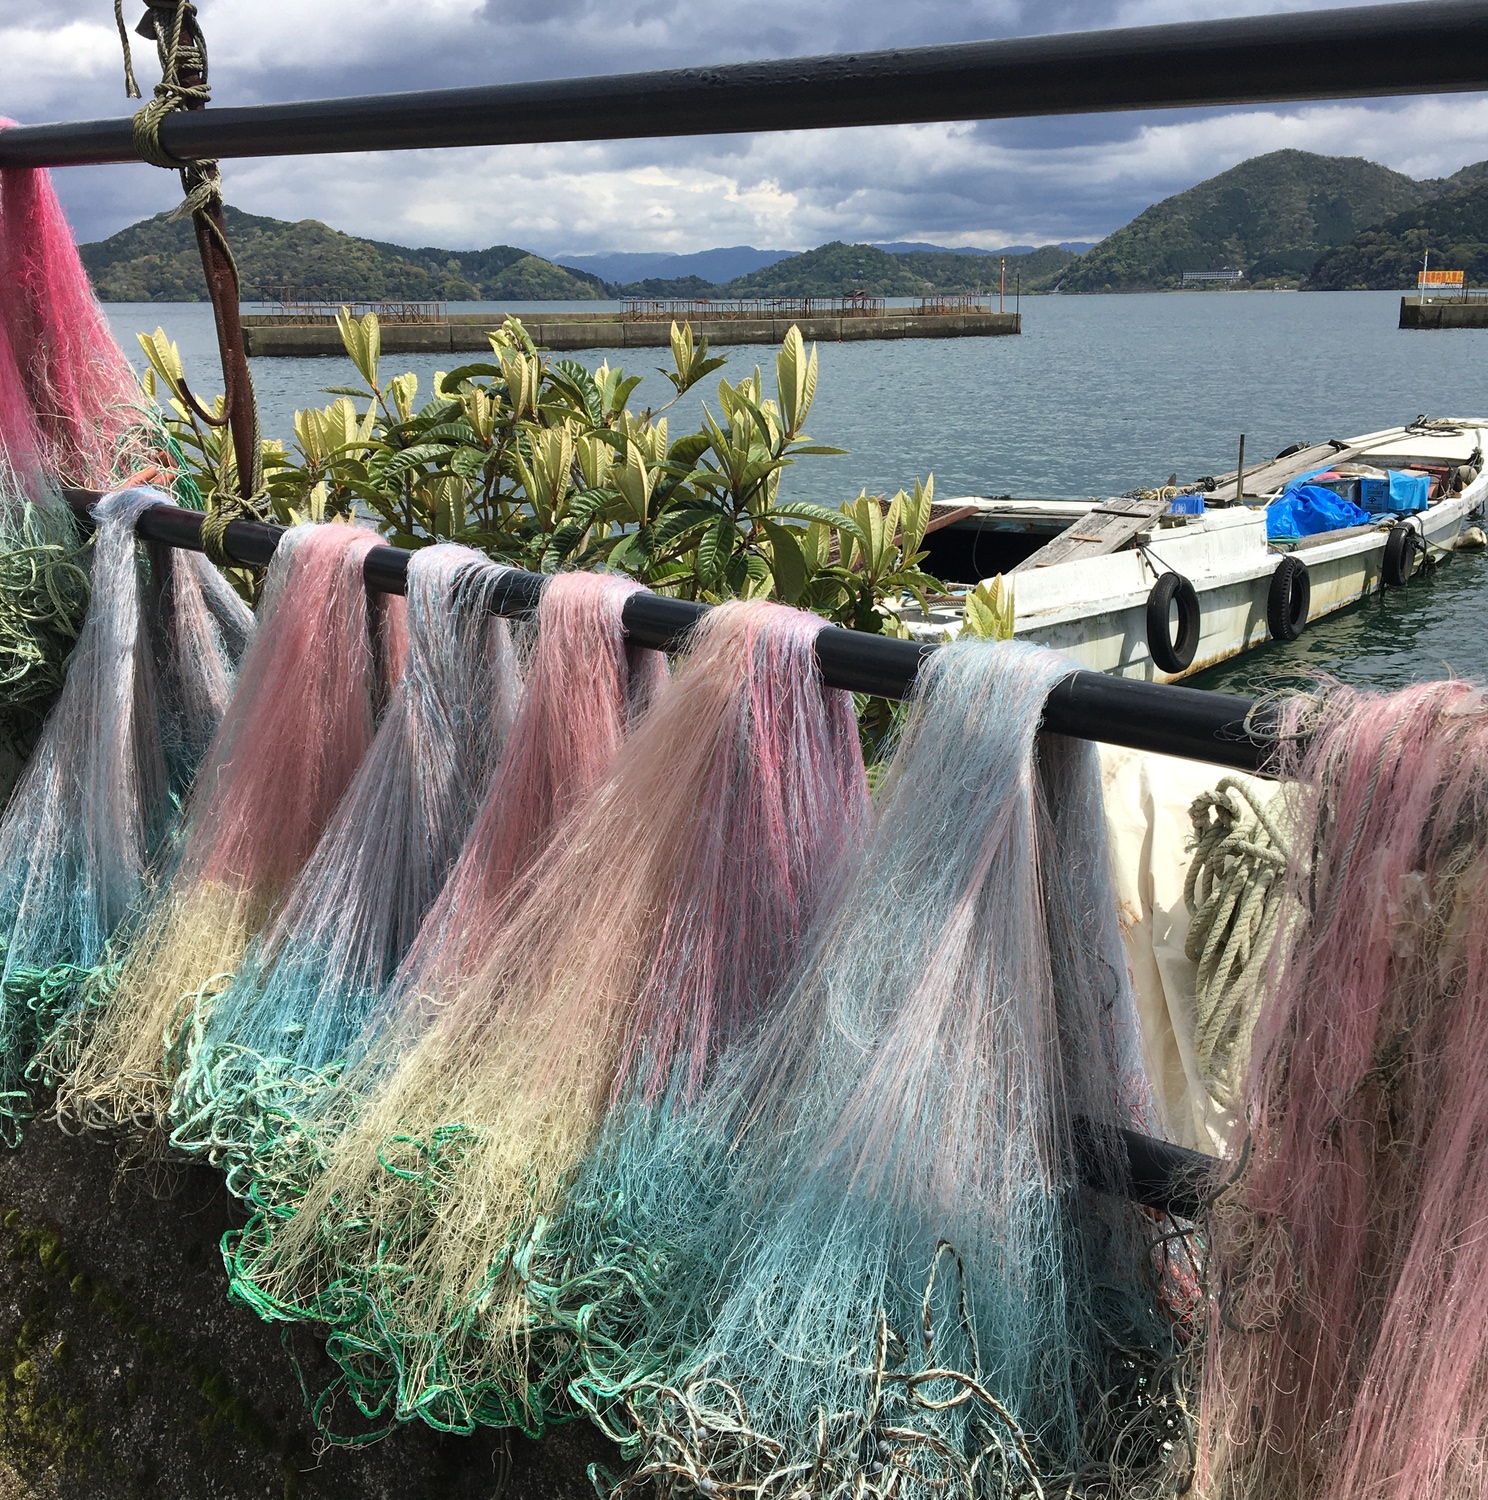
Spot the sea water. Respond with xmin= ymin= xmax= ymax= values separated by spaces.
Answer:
xmin=106 ymin=291 xmax=1488 ymax=693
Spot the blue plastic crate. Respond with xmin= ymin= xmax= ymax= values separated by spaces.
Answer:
xmin=1368 ymin=470 xmax=1430 ymax=514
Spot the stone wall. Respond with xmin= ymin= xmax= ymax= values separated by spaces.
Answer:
xmin=0 ymin=1119 xmax=616 ymax=1499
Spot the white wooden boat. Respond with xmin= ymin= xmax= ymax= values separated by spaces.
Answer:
xmin=906 ymin=418 xmax=1488 ymax=681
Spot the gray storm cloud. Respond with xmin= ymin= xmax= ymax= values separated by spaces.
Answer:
xmin=2 ymin=0 xmax=1481 ymax=253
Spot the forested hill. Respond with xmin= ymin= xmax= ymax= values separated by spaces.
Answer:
xmin=1056 ymin=150 xmax=1428 ymax=293
xmin=82 ymin=149 xmax=1488 ymax=302
xmin=1307 ymin=173 xmax=1488 ymax=289
xmin=80 ymin=207 xmax=607 ymax=302
xmin=618 ymin=242 xmax=1078 ymax=298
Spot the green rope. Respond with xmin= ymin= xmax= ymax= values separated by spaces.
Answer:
xmin=1184 ymin=776 xmax=1295 ymax=1110
xmin=0 ymin=501 xmax=91 ymax=725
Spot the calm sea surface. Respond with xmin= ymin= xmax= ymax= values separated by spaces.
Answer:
xmin=105 ymin=292 xmax=1488 ymax=695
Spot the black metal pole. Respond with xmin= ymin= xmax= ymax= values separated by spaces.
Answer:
xmin=5 ymin=1 xmax=1488 ymax=168
xmin=66 ymin=491 xmax=1275 ymax=774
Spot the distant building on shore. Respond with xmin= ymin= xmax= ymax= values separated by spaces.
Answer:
xmin=1181 ymin=269 xmax=1246 ymax=285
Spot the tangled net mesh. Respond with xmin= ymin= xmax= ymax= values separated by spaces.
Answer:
xmin=1202 ymin=678 xmax=1488 ymax=1500
xmin=225 ymin=599 xmax=866 ymax=1441
xmin=0 ymin=487 xmax=251 ymax=1138
xmin=48 ymin=524 xmax=400 ymax=1137
xmin=525 ymin=639 xmax=1197 ymax=1500
xmin=206 ymin=570 xmax=665 ymax=1210
xmin=166 ymin=544 xmax=524 ymax=1188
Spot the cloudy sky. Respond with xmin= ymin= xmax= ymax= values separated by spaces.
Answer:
xmin=4 ymin=0 xmax=1486 ymax=256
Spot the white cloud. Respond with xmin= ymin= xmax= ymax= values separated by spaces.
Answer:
xmin=204 ymin=93 xmax=1488 ymax=259
xmin=0 ymin=20 xmax=121 ymax=115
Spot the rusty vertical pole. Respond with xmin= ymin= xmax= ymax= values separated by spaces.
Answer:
xmin=139 ymin=2 xmax=258 ymax=498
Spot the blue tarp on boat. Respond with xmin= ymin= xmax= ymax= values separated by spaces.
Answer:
xmin=1266 ymin=483 xmax=1372 ymax=541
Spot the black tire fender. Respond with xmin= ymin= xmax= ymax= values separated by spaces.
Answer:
xmin=1146 ymin=571 xmax=1201 ymax=674
xmin=1382 ymin=522 xmax=1422 ymax=587
xmin=1266 ymin=555 xmax=1311 ymax=641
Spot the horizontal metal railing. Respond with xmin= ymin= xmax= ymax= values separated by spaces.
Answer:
xmin=65 ymin=492 xmax=1275 ymax=774
xmin=2 ymin=2 xmax=1486 ymax=168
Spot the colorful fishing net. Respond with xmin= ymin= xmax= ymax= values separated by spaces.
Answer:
xmin=0 ymin=487 xmax=249 ymax=1139
xmin=225 ymin=599 xmax=866 ymax=1440
xmin=51 ymin=523 xmax=403 ymax=1137
xmin=0 ymin=285 xmax=82 ymax=727
xmin=167 ymin=544 xmax=525 ymax=1193
xmin=538 ymin=638 xmax=1189 ymax=1498
xmin=218 ymin=569 xmax=665 ymax=1209
xmin=1202 ymin=679 xmax=1488 ymax=1500
xmin=0 ymin=459 xmax=90 ymax=739
xmin=0 ymin=125 xmax=147 ymax=489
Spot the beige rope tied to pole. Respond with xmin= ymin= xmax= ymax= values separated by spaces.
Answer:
xmin=1184 ymin=776 xmax=1295 ymax=1110
xmin=114 ymin=0 xmax=265 ymax=561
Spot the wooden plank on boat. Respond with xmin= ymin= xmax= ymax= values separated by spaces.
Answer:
xmin=924 ymin=502 xmax=981 ymax=536
xmin=1284 ymin=521 xmax=1384 ymax=551
xmin=1207 ymin=440 xmax=1371 ymax=502
xmin=1010 ymin=494 xmax=1168 ymax=571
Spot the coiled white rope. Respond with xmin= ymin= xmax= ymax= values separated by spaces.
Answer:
xmin=1184 ymin=776 xmax=1295 ymax=1109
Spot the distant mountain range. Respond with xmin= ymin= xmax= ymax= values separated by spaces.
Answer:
xmin=78 ymin=215 xmax=1087 ymax=303
xmin=552 ymin=247 xmax=794 ymax=286
xmin=549 ymin=241 xmax=1094 ymax=286
xmin=77 ymin=153 xmax=1488 ymax=302
xmin=703 ymin=241 xmax=1077 ymax=298
xmin=869 ymin=241 xmax=1095 ymax=256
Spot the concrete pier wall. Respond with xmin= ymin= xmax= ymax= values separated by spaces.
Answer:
xmin=242 ymin=311 xmax=1021 ymax=356
xmin=1399 ymin=296 xmax=1488 ymax=329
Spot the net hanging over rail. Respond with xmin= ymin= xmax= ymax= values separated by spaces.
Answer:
xmin=226 ymin=599 xmax=867 ymax=1439
xmin=1203 ymin=678 xmax=1488 ymax=1500
xmin=50 ymin=523 xmax=406 ymax=1138
xmin=0 ymin=487 xmax=250 ymax=1140
xmin=534 ymin=637 xmax=1194 ymax=1500
xmin=167 ymin=542 xmax=526 ymax=1190
xmin=219 ymin=569 xmax=667 ymax=1208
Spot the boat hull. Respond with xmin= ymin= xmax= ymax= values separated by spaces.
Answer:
xmin=1014 ymin=485 xmax=1483 ymax=681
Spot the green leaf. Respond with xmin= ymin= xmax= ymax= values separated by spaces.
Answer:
xmin=337 ymin=309 xmax=380 ymax=389
xmin=667 ymin=432 xmax=712 ymax=467
xmin=608 ymin=532 xmax=642 ymax=573
xmin=901 ymin=475 xmax=934 ymax=555
xmin=766 ymin=500 xmax=850 ymax=528
xmin=639 ymin=559 xmax=696 ymax=588
xmin=775 ymin=325 xmax=821 ymax=436
xmin=695 ymin=515 xmax=735 ymax=587
xmin=961 ymin=575 xmax=1016 ymax=640
xmin=439 ymin=363 xmax=505 ymax=390
xmin=650 ymin=505 xmax=721 ymax=551
xmin=761 ymin=519 xmax=809 ymax=605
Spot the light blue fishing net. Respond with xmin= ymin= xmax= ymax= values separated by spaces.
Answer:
xmin=0 ymin=487 xmax=251 ymax=1139
xmin=530 ymin=638 xmax=1189 ymax=1497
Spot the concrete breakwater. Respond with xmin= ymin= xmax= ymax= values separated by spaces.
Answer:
xmin=1399 ymin=296 xmax=1488 ymax=329
xmin=241 ymin=308 xmax=1021 ymax=356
